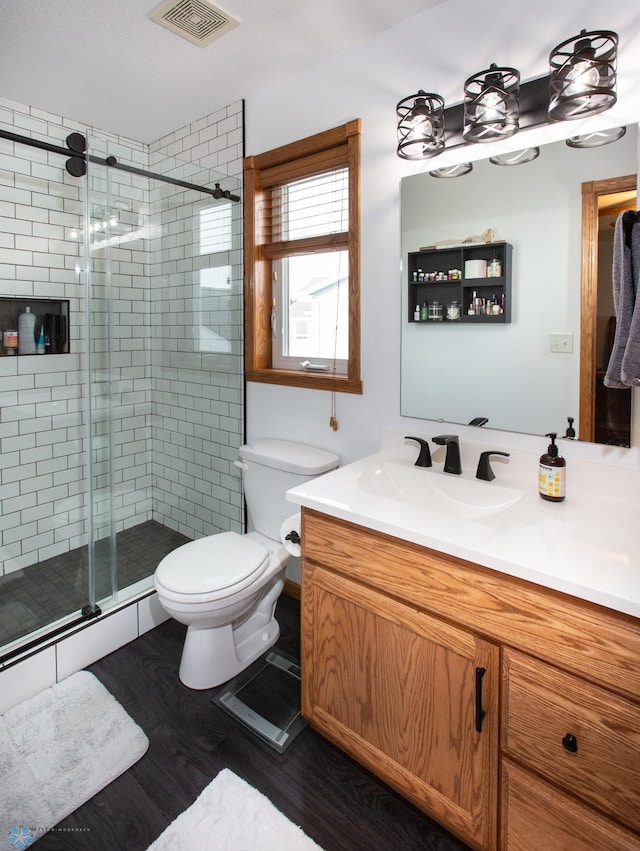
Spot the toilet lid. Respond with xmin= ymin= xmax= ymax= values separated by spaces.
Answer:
xmin=155 ymin=532 xmax=269 ymax=595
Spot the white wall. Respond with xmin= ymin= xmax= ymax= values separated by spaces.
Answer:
xmin=243 ymin=0 xmax=640 ymax=472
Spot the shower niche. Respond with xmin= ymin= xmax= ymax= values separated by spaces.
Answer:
xmin=0 ymin=296 xmax=70 ymax=355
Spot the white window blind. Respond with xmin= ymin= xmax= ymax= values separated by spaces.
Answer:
xmin=270 ymin=167 xmax=349 ymax=372
xmin=271 ymin=167 xmax=348 ymax=241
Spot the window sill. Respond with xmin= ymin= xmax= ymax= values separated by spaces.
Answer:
xmin=246 ymin=367 xmax=362 ymax=395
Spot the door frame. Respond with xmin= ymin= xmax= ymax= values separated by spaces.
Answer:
xmin=579 ymin=174 xmax=637 ymax=442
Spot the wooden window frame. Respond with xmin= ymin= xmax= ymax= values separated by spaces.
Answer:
xmin=244 ymin=120 xmax=362 ymax=394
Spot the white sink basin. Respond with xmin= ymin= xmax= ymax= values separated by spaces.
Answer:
xmin=358 ymin=462 xmax=524 ymax=519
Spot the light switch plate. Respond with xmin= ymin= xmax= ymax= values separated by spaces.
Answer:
xmin=549 ymin=332 xmax=573 ymax=353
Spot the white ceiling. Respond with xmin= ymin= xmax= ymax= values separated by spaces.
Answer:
xmin=1 ymin=0 xmax=444 ymax=144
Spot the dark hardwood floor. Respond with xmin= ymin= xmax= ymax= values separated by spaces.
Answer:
xmin=36 ymin=594 xmax=471 ymax=851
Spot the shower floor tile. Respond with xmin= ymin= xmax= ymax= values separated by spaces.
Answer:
xmin=0 ymin=520 xmax=190 ymax=649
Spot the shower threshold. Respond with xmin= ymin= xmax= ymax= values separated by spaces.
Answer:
xmin=0 ymin=520 xmax=190 ymax=655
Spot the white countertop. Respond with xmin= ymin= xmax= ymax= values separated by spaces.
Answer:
xmin=286 ymin=431 xmax=640 ymax=619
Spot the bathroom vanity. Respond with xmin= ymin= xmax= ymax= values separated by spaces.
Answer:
xmin=288 ymin=433 xmax=640 ymax=851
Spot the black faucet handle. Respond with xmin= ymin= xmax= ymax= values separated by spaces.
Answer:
xmin=404 ymin=436 xmax=432 ymax=467
xmin=476 ymin=451 xmax=510 ymax=482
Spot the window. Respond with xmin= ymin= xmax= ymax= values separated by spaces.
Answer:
xmin=244 ymin=120 xmax=362 ymax=393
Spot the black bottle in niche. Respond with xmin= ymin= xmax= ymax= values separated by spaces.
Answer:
xmin=43 ymin=314 xmax=67 ymax=353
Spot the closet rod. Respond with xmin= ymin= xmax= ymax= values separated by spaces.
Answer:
xmin=0 ymin=127 xmax=240 ymax=201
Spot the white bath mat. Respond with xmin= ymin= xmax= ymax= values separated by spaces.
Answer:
xmin=0 ymin=670 xmax=148 ymax=847
xmin=147 ymin=768 xmax=323 ymax=850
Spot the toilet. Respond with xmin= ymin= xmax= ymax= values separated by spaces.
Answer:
xmin=154 ymin=438 xmax=339 ymax=689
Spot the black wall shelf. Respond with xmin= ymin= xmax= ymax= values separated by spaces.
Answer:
xmin=0 ymin=296 xmax=69 ymax=355
xmin=408 ymin=242 xmax=513 ymax=324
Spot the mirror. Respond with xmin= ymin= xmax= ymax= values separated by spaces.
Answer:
xmin=401 ymin=125 xmax=637 ymax=444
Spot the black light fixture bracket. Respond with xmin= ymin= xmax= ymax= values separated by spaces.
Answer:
xmin=440 ymin=75 xmax=550 ymax=151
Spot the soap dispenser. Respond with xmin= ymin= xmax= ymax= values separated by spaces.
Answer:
xmin=563 ymin=417 xmax=576 ymax=439
xmin=538 ymin=433 xmax=566 ymax=502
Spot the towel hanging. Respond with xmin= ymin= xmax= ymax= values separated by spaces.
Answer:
xmin=605 ymin=210 xmax=640 ymax=388
xmin=622 ymin=209 xmax=640 ymax=249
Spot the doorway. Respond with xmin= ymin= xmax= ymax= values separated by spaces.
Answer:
xmin=579 ymin=174 xmax=637 ymax=444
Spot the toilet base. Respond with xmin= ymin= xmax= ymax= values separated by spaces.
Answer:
xmin=178 ymin=576 xmax=284 ymax=689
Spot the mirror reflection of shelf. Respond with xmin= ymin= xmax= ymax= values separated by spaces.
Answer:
xmin=0 ymin=296 xmax=70 ymax=356
xmin=408 ymin=242 xmax=512 ymax=324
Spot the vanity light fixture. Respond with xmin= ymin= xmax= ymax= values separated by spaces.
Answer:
xmin=396 ymin=27 xmax=619 ymax=162
xmin=489 ymin=147 xmax=540 ymax=166
xmin=565 ymin=125 xmax=626 ymax=148
xmin=429 ymin=162 xmax=473 ymax=178
xmin=463 ymin=64 xmax=520 ymax=143
xmin=396 ymin=90 xmax=445 ymax=159
xmin=548 ymin=30 xmax=618 ymax=121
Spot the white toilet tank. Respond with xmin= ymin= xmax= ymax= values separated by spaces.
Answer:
xmin=238 ymin=438 xmax=339 ymax=541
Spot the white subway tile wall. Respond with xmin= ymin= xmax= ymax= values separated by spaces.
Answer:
xmin=149 ymin=102 xmax=244 ymax=540
xmin=0 ymin=98 xmax=244 ymax=578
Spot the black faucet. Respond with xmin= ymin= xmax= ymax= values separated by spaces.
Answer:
xmin=476 ymin=451 xmax=510 ymax=481
xmin=432 ymin=434 xmax=462 ymax=475
xmin=405 ymin=436 xmax=432 ymax=467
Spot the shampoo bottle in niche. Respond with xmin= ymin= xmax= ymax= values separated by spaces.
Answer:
xmin=538 ymin=432 xmax=566 ymax=502
xmin=36 ymin=325 xmax=46 ymax=354
xmin=18 ymin=306 xmax=36 ymax=355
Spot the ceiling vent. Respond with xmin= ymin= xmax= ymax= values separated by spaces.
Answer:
xmin=149 ymin=0 xmax=239 ymax=47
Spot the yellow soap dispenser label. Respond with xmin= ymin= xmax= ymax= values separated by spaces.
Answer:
xmin=539 ymin=464 xmax=566 ymax=499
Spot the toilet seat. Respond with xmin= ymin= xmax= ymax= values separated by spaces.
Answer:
xmin=155 ymin=532 xmax=270 ymax=602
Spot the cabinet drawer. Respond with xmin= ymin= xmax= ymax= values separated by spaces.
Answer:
xmin=501 ymin=759 xmax=640 ymax=851
xmin=502 ymin=649 xmax=640 ymax=833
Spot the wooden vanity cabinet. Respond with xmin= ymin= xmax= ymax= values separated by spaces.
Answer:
xmin=303 ymin=564 xmax=500 ymax=851
xmin=302 ymin=518 xmax=500 ymax=851
xmin=300 ymin=508 xmax=640 ymax=851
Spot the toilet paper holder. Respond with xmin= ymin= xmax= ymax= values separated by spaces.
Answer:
xmin=284 ymin=529 xmax=301 ymax=546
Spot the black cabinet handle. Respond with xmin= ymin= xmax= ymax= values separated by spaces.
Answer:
xmin=562 ymin=732 xmax=578 ymax=753
xmin=475 ymin=667 xmax=486 ymax=733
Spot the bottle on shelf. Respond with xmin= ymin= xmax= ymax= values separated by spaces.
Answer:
xmin=428 ymin=300 xmax=443 ymax=321
xmin=18 ymin=306 xmax=36 ymax=355
xmin=36 ymin=325 xmax=46 ymax=354
xmin=487 ymin=253 xmax=502 ymax=278
xmin=3 ymin=329 xmax=18 ymax=355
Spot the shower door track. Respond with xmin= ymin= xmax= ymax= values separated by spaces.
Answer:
xmin=0 ymin=128 xmax=240 ymax=201
xmin=0 ymin=604 xmax=101 ymax=668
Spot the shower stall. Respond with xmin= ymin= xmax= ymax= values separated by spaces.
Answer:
xmin=0 ymin=116 xmax=243 ymax=663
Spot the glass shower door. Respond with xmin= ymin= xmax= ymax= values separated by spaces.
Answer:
xmin=0 ymin=124 xmax=117 ymax=658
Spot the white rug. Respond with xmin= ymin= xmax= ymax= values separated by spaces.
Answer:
xmin=147 ymin=768 xmax=323 ymax=851
xmin=0 ymin=671 xmax=148 ymax=846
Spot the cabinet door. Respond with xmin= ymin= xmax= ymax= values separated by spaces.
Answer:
xmin=302 ymin=563 xmax=500 ymax=851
